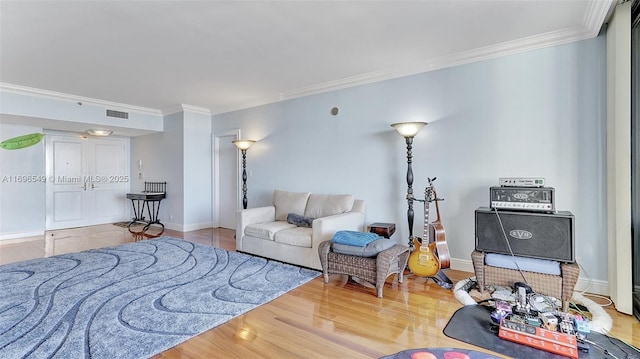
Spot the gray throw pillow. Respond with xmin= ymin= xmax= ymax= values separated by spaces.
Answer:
xmin=286 ymin=213 xmax=314 ymax=228
xmin=332 ymin=238 xmax=395 ymax=257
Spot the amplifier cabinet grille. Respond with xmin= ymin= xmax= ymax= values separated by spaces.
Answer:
xmin=475 ymin=207 xmax=575 ymax=262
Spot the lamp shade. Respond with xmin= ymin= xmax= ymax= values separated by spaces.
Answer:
xmin=232 ymin=139 xmax=255 ymax=150
xmin=390 ymin=122 xmax=427 ymax=138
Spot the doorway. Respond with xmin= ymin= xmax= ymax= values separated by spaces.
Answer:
xmin=213 ymin=130 xmax=240 ymax=230
xmin=45 ymin=132 xmax=130 ymax=230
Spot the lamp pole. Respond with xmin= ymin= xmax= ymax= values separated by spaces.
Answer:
xmin=405 ymin=136 xmax=415 ymax=249
xmin=232 ymin=139 xmax=256 ymax=210
xmin=391 ymin=122 xmax=427 ymax=249
xmin=240 ymin=148 xmax=248 ymax=209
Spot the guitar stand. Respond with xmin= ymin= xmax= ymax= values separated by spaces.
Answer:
xmin=407 ymin=177 xmax=451 ymax=289
xmin=414 ymin=197 xmax=444 ymax=203
xmin=404 ymin=269 xmax=454 ymax=290
xmin=430 ymin=270 xmax=453 ymax=289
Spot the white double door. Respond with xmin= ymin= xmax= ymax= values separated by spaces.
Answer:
xmin=45 ymin=133 xmax=130 ymax=230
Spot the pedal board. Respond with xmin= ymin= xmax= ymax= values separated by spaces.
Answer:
xmin=499 ymin=316 xmax=579 ymax=358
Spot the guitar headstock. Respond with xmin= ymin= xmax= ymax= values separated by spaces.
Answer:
xmin=427 ymin=177 xmax=441 ymax=203
xmin=424 ymin=179 xmax=435 ymax=203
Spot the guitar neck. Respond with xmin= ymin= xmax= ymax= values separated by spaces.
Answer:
xmin=434 ymin=196 xmax=442 ymax=223
xmin=423 ymin=192 xmax=430 ymax=244
xmin=428 ymin=177 xmax=442 ymax=223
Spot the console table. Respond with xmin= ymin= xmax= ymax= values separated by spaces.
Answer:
xmin=127 ymin=181 xmax=166 ymax=236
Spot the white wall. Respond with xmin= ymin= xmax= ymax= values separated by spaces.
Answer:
xmin=128 ymin=113 xmax=184 ymax=228
xmin=182 ymin=110 xmax=212 ymax=230
xmin=213 ymin=36 xmax=607 ymax=283
xmin=129 ymin=131 xmax=173 ymax=222
xmin=606 ymin=0 xmax=632 ymax=314
xmin=130 ymin=108 xmax=212 ymax=231
xmin=0 ymin=123 xmax=46 ymax=238
xmin=0 ymin=95 xmax=213 ymax=234
xmin=0 ymin=90 xmax=162 ymax=133
xmin=0 ymin=87 xmax=164 ymax=238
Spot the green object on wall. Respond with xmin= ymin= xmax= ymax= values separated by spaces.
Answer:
xmin=0 ymin=133 xmax=45 ymax=150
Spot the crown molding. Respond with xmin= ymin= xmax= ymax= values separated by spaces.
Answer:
xmin=0 ymin=82 xmax=163 ymax=115
xmin=583 ymin=0 xmax=617 ymax=35
xmin=213 ymin=1 xmax=614 ymax=115
xmin=163 ymin=104 xmax=212 ymax=116
xmin=181 ymin=104 xmax=211 ymax=115
xmin=2 ymin=1 xmax=615 ymax=118
xmin=277 ymin=27 xmax=597 ymax=104
xmin=211 ymin=94 xmax=286 ymax=115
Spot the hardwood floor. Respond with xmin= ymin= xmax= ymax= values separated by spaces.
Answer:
xmin=1 ymin=227 xmax=639 ymax=358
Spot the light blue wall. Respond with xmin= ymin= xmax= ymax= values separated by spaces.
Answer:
xmin=158 ymin=112 xmax=185 ymax=227
xmin=0 ymin=124 xmax=46 ymax=237
xmin=0 ymin=91 xmax=163 ymax=132
xmin=0 ymin=34 xmax=608 ymax=282
xmin=130 ymin=109 xmax=212 ymax=231
xmin=129 ymin=131 xmax=172 ymax=222
xmin=0 ymin=88 xmax=164 ymax=238
xmin=0 ymin=97 xmax=212 ymax=234
xmin=213 ymin=36 xmax=607 ymax=280
xmin=182 ymin=111 xmax=212 ymax=228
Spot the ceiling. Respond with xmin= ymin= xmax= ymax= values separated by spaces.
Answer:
xmin=0 ymin=0 xmax=616 ymax=116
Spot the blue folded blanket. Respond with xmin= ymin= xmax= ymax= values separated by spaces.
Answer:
xmin=332 ymin=230 xmax=379 ymax=247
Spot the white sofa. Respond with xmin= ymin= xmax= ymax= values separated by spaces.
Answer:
xmin=236 ymin=189 xmax=365 ymax=270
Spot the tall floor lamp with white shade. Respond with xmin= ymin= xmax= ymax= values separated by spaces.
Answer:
xmin=232 ymin=139 xmax=256 ymax=210
xmin=390 ymin=121 xmax=427 ymax=249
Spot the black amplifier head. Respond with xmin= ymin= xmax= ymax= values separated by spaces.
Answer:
xmin=490 ymin=186 xmax=554 ymax=212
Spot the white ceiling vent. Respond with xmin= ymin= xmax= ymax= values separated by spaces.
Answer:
xmin=106 ymin=109 xmax=129 ymax=119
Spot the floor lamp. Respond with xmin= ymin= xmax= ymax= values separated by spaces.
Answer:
xmin=391 ymin=121 xmax=427 ymax=249
xmin=232 ymin=139 xmax=256 ymax=210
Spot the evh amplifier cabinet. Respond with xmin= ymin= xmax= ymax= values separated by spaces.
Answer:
xmin=475 ymin=207 xmax=575 ymax=262
xmin=490 ymin=186 xmax=554 ymax=212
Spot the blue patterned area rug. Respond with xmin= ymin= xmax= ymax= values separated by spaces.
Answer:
xmin=0 ymin=236 xmax=320 ymax=358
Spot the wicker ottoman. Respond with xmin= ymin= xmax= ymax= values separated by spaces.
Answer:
xmin=471 ymin=250 xmax=579 ymax=311
xmin=318 ymin=240 xmax=410 ymax=298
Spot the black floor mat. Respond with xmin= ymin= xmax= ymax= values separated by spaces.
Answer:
xmin=443 ymin=305 xmax=639 ymax=359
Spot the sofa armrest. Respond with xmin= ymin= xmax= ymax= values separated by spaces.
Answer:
xmin=310 ymin=212 xmax=365 ymax=268
xmin=312 ymin=211 xmax=365 ymax=247
xmin=236 ymin=206 xmax=276 ymax=250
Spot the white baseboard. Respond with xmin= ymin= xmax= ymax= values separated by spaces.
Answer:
xmin=163 ymin=222 xmax=182 ymax=232
xmin=450 ymin=257 xmax=475 ymax=273
xmin=164 ymin=222 xmax=213 ymax=232
xmin=0 ymin=231 xmax=45 ymax=241
xmin=450 ymin=257 xmax=609 ymax=296
xmin=573 ymin=277 xmax=608 ymax=296
xmin=183 ymin=222 xmax=213 ymax=232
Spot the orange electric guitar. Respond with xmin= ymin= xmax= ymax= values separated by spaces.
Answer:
xmin=407 ymin=181 xmax=440 ymax=277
